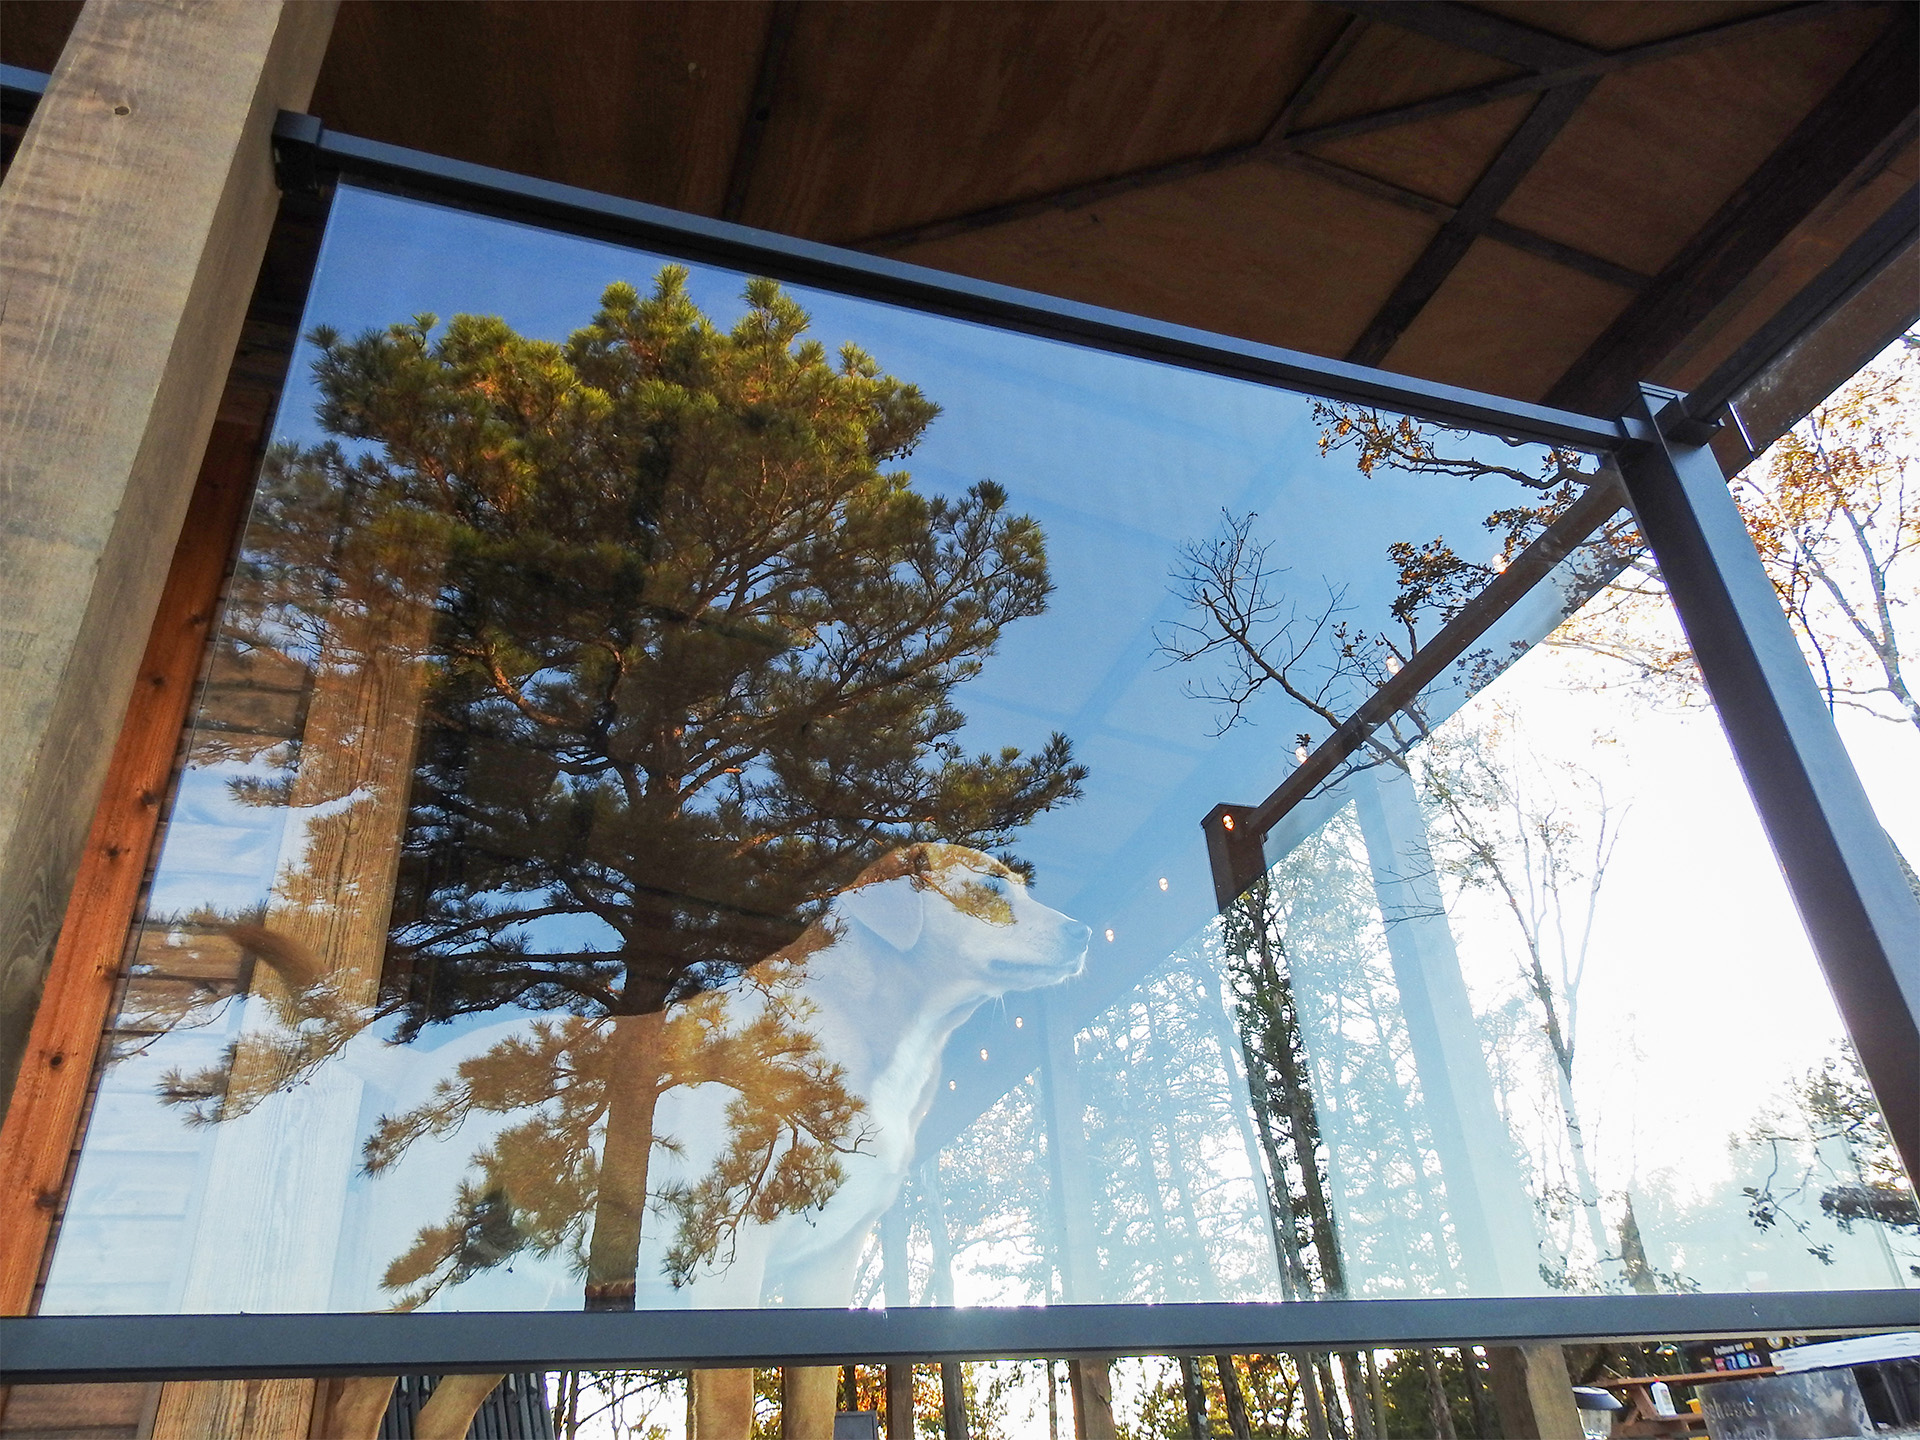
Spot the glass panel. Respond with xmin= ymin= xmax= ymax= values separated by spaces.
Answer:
xmin=38 ymin=183 xmax=1911 ymax=1319
xmin=1727 ymin=339 xmax=1920 ymax=923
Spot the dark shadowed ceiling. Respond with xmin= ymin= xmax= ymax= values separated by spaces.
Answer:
xmin=6 ymin=0 xmax=1916 ymax=431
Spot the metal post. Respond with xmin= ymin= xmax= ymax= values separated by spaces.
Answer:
xmin=1616 ymin=384 xmax=1920 ymax=1180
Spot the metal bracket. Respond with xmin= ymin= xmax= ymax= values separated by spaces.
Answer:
xmin=271 ymin=109 xmax=326 ymax=197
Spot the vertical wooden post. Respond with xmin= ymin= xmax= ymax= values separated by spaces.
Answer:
xmin=0 ymin=0 xmax=338 ymax=1116
xmin=886 ymin=1365 xmax=915 ymax=1440
xmin=1485 ymin=1345 xmax=1583 ymax=1440
xmin=783 ymin=1366 xmax=838 ymax=1440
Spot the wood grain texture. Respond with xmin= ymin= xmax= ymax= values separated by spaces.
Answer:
xmin=0 ymin=420 xmax=258 ymax=1317
xmin=150 ymin=1377 xmax=313 ymax=1440
xmin=310 ymin=0 xmax=774 ymax=217
xmin=1546 ymin=3 xmax=1917 ymax=413
xmin=0 ymin=0 xmax=338 ymax=1122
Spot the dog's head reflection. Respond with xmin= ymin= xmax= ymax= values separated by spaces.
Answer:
xmin=832 ymin=842 xmax=1091 ymax=991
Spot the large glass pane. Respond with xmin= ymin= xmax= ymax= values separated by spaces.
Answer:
xmin=1727 ymin=339 xmax=1920 ymax=906
xmin=38 ymin=183 xmax=1913 ymax=1319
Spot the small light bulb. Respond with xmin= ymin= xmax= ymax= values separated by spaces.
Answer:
xmin=1295 ymin=744 xmax=1310 ymax=764
xmin=1491 ymin=553 xmax=1508 ymax=573
xmin=1221 ymin=814 xmax=1235 ymax=831
xmin=1158 ymin=877 xmax=1169 ymax=891
xmin=979 ymin=1049 xmax=989 ymax=1061
xmin=948 ymin=1080 xmax=957 ymax=1091
xmin=1104 ymin=928 xmax=1115 ymax=943
xmin=1384 ymin=655 xmax=1402 ymax=675
xmin=1014 ymin=1016 xmax=1024 ymax=1028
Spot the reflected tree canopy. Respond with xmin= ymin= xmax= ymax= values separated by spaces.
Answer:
xmin=158 ymin=269 xmax=1084 ymax=1308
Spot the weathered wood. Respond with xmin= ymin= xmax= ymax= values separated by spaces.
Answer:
xmin=1345 ymin=77 xmax=1599 ymax=367
xmin=1546 ymin=5 xmax=1919 ymax=414
xmin=721 ymin=0 xmax=798 ymax=223
xmin=0 ymin=420 xmax=259 ymax=1316
xmin=149 ymin=1378 xmax=313 ymax=1440
xmin=1484 ymin=1344 xmax=1583 ymax=1440
xmin=1067 ymin=1359 xmax=1116 ymax=1440
xmin=695 ymin=1369 xmax=758 ymax=1440
xmin=1287 ymin=4 xmax=1855 ymax=151
xmin=308 ymin=1377 xmax=402 ymax=1440
xmin=413 ymin=1374 xmax=507 ymax=1440
xmin=1325 ymin=0 xmax=1596 ymax=73
xmin=0 ymin=0 xmax=338 ymax=1120
xmin=784 ymin=1366 xmax=838 ymax=1440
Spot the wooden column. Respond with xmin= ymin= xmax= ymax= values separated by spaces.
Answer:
xmin=1485 ymin=1344 xmax=1584 ymax=1440
xmin=0 ymin=0 xmax=338 ymax=1116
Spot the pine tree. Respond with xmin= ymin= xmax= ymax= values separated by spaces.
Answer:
xmin=163 ymin=268 xmax=1084 ymax=1310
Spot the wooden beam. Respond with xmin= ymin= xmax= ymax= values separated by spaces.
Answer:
xmin=1345 ymin=77 xmax=1600 ymax=366
xmin=1320 ymin=0 xmax=1597 ymax=72
xmin=1259 ymin=13 xmax=1367 ymax=146
xmin=720 ymin=0 xmax=798 ymax=223
xmin=1546 ymin=6 xmax=1919 ymax=415
xmin=854 ymin=3 xmax=1859 ymax=274
xmin=858 ymin=116 xmax=1645 ymax=296
xmin=0 ymin=0 xmax=337 ymax=1115
xmin=1286 ymin=3 xmax=1858 ymax=150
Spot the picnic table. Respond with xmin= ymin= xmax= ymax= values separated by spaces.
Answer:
xmin=1591 ymin=1368 xmax=1781 ymax=1437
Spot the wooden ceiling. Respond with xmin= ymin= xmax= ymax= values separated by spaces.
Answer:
xmin=5 ymin=0 xmax=1916 ymax=421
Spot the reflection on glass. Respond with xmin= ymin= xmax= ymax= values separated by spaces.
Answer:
xmin=39 ymin=184 xmax=1914 ymax=1321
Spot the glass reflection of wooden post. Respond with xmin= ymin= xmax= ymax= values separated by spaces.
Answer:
xmin=1350 ymin=763 xmax=1541 ymax=1296
xmin=155 ymin=521 xmax=443 ymax=1438
xmin=1036 ymin=987 xmax=1117 ymax=1440
xmin=176 ymin=528 xmax=443 ymax=1314
xmin=879 ymin=1200 xmax=915 ymax=1440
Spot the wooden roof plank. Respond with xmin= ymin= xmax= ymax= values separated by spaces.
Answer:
xmin=720 ymin=0 xmax=798 ymax=222
xmin=1324 ymin=0 xmax=1598 ymax=71
xmin=1545 ymin=4 xmax=1919 ymax=412
xmin=1286 ymin=2 xmax=1861 ymax=149
xmin=1347 ymin=76 xmax=1600 ymax=365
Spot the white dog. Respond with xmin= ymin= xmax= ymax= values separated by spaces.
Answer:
xmin=340 ymin=843 xmax=1088 ymax=1318
xmin=634 ymin=841 xmax=1091 ymax=1310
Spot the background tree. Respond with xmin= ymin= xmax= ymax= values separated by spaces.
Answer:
xmin=159 ymin=268 xmax=1085 ymax=1311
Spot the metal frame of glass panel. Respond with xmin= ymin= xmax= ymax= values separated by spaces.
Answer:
xmin=1 ymin=88 xmax=1915 ymax=1381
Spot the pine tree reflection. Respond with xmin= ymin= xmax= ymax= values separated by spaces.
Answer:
xmin=151 ymin=270 xmax=1084 ymax=1313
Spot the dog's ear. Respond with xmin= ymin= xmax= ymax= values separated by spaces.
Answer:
xmin=839 ymin=876 xmax=925 ymax=952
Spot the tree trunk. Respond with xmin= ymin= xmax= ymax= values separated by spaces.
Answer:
xmin=1180 ymin=1357 xmax=1210 ymax=1439
xmin=1366 ymin=1352 xmax=1390 ymax=1440
xmin=1422 ymin=1351 xmax=1458 ymax=1440
xmin=1617 ymin=1195 xmax=1659 ymax=1295
xmin=1461 ymin=1347 xmax=1499 ymax=1439
xmin=1296 ymin=1354 xmax=1331 ymax=1440
xmin=585 ymin=1007 xmax=669 ymax=1309
xmin=1214 ymin=1356 xmax=1252 ymax=1440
